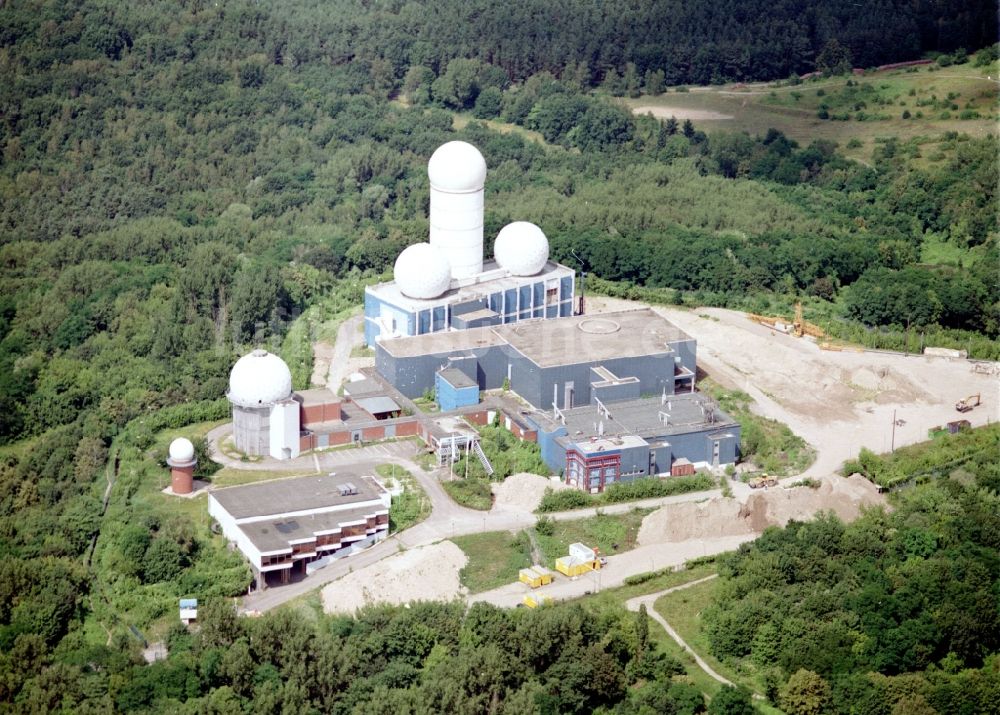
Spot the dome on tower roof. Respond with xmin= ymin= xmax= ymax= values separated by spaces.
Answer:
xmin=494 ymin=222 xmax=550 ymax=276
xmin=228 ymin=350 xmax=293 ymax=408
xmin=394 ymin=242 xmax=452 ymax=299
xmin=427 ymin=141 xmax=487 ymax=192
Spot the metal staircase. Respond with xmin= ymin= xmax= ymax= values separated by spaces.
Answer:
xmin=472 ymin=439 xmax=494 ymax=476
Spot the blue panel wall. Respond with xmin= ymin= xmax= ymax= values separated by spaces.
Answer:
xmin=436 ymin=372 xmax=480 ymax=411
xmin=364 ymin=293 xmax=381 ymax=346
xmin=527 ymin=417 xmax=568 ymax=474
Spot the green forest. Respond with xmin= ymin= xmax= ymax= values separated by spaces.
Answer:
xmin=702 ymin=427 xmax=1000 ymax=713
xmin=0 ymin=0 xmax=997 ymax=712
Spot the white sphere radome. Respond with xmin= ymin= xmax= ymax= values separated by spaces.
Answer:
xmin=427 ymin=141 xmax=487 ymax=192
xmin=228 ymin=350 xmax=293 ymax=408
xmin=168 ymin=437 xmax=195 ymax=463
xmin=394 ymin=242 xmax=452 ymax=299
xmin=494 ymin=222 xmax=550 ymax=276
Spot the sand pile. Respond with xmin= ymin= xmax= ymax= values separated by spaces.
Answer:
xmin=638 ymin=475 xmax=885 ymax=546
xmin=492 ymin=473 xmax=569 ymax=512
xmin=321 ymin=541 xmax=467 ymax=614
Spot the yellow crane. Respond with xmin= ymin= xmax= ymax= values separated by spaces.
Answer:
xmin=748 ymin=302 xmax=824 ymax=339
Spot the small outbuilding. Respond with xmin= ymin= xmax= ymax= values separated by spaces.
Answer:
xmin=436 ymin=368 xmax=479 ymax=411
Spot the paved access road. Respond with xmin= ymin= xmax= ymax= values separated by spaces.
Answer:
xmin=242 ymin=455 xmax=745 ymax=613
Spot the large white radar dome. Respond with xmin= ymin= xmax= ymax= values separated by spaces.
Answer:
xmin=494 ymin=222 xmax=550 ymax=276
xmin=394 ymin=243 xmax=452 ymax=299
xmin=228 ymin=350 xmax=293 ymax=408
xmin=427 ymin=141 xmax=487 ymax=192
xmin=168 ymin=437 xmax=195 ymax=463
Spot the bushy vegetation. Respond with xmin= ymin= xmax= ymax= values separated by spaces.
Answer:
xmin=700 ymin=379 xmax=816 ymax=475
xmin=445 ymin=421 xmax=550 ymax=509
xmin=842 ymin=423 xmax=999 ymax=489
xmin=538 ymin=474 xmax=715 ymax=512
xmin=377 ymin=464 xmax=431 ymax=532
xmin=701 ymin=451 xmax=1000 ymax=712
xmin=441 ymin=477 xmax=494 ymax=511
xmin=5 ymin=594 xmax=707 ymax=713
xmin=0 ymin=0 xmax=997 ymax=708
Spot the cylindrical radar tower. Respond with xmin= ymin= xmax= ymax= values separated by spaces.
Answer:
xmin=167 ymin=437 xmax=197 ymax=495
xmin=427 ymin=141 xmax=487 ymax=280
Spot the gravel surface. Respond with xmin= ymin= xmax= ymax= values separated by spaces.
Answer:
xmin=321 ymin=541 xmax=468 ymax=614
xmin=586 ymin=297 xmax=998 ymax=474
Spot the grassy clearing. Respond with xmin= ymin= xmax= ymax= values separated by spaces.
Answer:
xmin=211 ymin=466 xmax=305 ymax=488
xmin=451 ymin=530 xmax=533 ymax=593
xmin=451 ymin=112 xmax=549 ymax=145
xmin=376 ymin=463 xmax=431 ymax=532
xmin=654 ymin=577 xmax=775 ymax=702
xmin=533 ymin=509 xmax=651 ymax=566
xmin=624 ymin=62 xmax=997 ymax=162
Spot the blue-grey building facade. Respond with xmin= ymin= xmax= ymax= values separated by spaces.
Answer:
xmin=364 ymin=261 xmax=575 ymax=346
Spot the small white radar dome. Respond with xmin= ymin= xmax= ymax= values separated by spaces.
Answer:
xmin=394 ymin=242 xmax=452 ymax=299
xmin=167 ymin=437 xmax=194 ymax=462
xmin=168 ymin=437 xmax=195 ymax=463
xmin=427 ymin=141 xmax=487 ymax=192
xmin=494 ymin=222 xmax=550 ymax=276
xmin=228 ymin=350 xmax=293 ymax=408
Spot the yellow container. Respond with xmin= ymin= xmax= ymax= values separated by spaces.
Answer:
xmin=519 ymin=568 xmax=543 ymax=588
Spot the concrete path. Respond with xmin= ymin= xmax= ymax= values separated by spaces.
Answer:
xmin=326 ymin=313 xmax=364 ymax=393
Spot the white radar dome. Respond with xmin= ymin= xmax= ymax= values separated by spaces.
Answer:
xmin=427 ymin=141 xmax=487 ymax=192
xmin=168 ymin=437 xmax=195 ymax=463
xmin=494 ymin=221 xmax=550 ymax=276
xmin=228 ymin=350 xmax=293 ymax=408
xmin=394 ymin=242 xmax=452 ymax=299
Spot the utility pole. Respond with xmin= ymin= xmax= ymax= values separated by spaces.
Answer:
xmin=891 ymin=409 xmax=897 ymax=452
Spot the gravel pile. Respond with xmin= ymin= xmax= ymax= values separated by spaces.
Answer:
xmin=321 ymin=541 xmax=468 ymax=614
xmin=638 ymin=475 xmax=885 ymax=545
xmin=492 ymin=473 xmax=570 ymax=512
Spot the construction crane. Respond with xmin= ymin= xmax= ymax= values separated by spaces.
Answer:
xmin=955 ymin=394 xmax=981 ymax=413
xmin=748 ymin=302 xmax=824 ymax=339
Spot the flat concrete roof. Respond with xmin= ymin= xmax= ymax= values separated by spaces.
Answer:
xmin=438 ymin=367 xmax=477 ymax=389
xmin=366 ymin=259 xmax=573 ymax=311
xmin=239 ymin=505 xmax=384 ymax=553
xmin=211 ymin=473 xmax=383 ymax=521
xmin=494 ymin=309 xmax=691 ymax=367
xmin=379 ymin=325 xmax=506 ymax=358
xmin=539 ymin=392 xmax=737 ymax=441
xmin=296 ymin=388 xmax=339 ymax=406
xmin=354 ymin=395 xmax=401 ymax=415
xmin=378 ymin=309 xmax=692 ymax=366
xmin=343 ymin=379 xmax=384 ymax=398
xmin=573 ymin=434 xmax=649 ymax=455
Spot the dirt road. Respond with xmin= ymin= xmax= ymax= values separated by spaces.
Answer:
xmin=626 ymin=575 xmax=737 ymax=688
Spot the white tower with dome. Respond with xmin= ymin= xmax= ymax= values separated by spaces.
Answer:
xmin=227 ymin=349 xmax=300 ymax=460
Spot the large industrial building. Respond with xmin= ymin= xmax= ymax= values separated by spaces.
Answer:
xmin=375 ymin=308 xmax=739 ymax=490
xmin=364 ymin=142 xmax=576 ymax=346
xmin=219 ymin=140 xmax=739 ymax=492
xmin=208 ymin=473 xmax=390 ymax=589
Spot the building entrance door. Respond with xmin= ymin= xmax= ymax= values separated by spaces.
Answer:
xmin=712 ymin=440 xmax=720 ymax=466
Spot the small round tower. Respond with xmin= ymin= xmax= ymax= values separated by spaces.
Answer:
xmin=167 ymin=437 xmax=197 ymax=495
